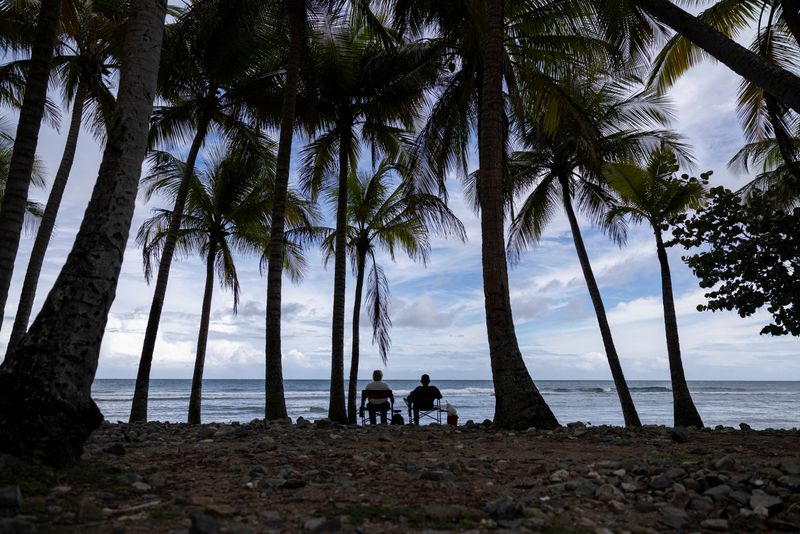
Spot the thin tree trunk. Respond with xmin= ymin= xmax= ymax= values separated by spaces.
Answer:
xmin=478 ymin=0 xmax=558 ymax=430
xmin=633 ymin=0 xmax=800 ymax=114
xmin=188 ymin=241 xmax=217 ymax=425
xmin=560 ymin=180 xmax=641 ymax=427
xmin=7 ymin=81 xmax=88 ymax=352
xmin=654 ymin=228 xmax=703 ymax=428
xmin=0 ymin=0 xmax=167 ymax=466
xmin=265 ymin=0 xmax=305 ymax=421
xmin=328 ymin=119 xmax=351 ymax=424
xmin=0 ymin=0 xmax=61 ymax=331
xmin=347 ymin=250 xmax=366 ymax=424
xmin=129 ymin=119 xmax=209 ymax=423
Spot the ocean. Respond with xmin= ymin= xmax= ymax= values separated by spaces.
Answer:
xmin=92 ymin=379 xmax=800 ymax=429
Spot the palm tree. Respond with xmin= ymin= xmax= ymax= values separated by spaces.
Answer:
xmin=129 ymin=3 xmax=277 ymax=422
xmin=0 ymin=0 xmax=168 ymax=466
xmin=0 ymin=117 xmax=46 ymax=231
xmin=604 ymin=145 xmax=707 ymax=428
xmin=392 ymin=0 xmax=613 ymax=429
xmin=138 ymin=146 xmax=317 ymax=424
xmin=508 ymin=79 xmax=694 ymax=428
xmin=623 ymin=0 xmax=800 ymax=113
xmin=8 ymin=0 xmax=128 ymax=351
xmin=328 ymin=160 xmax=465 ymax=423
xmin=300 ymin=16 xmax=441 ymax=423
xmin=649 ymin=0 xmax=800 ymax=188
xmin=0 ymin=0 xmax=62 ymax=331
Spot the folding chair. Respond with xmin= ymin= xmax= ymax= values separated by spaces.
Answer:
xmin=407 ymin=397 xmax=442 ymax=425
xmin=359 ymin=389 xmax=400 ymax=425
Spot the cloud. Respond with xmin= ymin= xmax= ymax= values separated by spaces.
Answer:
xmin=393 ymin=296 xmax=459 ymax=329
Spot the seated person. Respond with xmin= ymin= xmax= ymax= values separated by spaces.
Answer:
xmin=405 ymin=374 xmax=442 ymax=425
xmin=360 ymin=370 xmax=393 ymax=424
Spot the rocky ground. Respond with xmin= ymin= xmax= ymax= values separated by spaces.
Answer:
xmin=1 ymin=418 xmax=799 ymax=533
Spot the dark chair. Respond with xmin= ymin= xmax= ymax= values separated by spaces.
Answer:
xmin=359 ymin=389 xmax=399 ymax=425
xmin=407 ymin=397 xmax=442 ymax=425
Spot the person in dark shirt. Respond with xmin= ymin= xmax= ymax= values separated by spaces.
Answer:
xmin=405 ymin=374 xmax=442 ymax=425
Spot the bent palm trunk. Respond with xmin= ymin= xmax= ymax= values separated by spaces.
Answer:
xmin=130 ymin=121 xmax=209 ymax=423
xmin=328 ymin=121 xmax=351 ymax=424
xmin=0 ymin=0 xmax=62 ymax=330
xmin=8 ymin=81 xmax=88 ymax=351
xmin=633 ymin=0 xmax=800 ymax=113
xmin=560 ymin=182 xmax=641 ymax=427
xmin=347 ymin=251 xmax=366 ymax=424
xmin=0 ymin=0 xmax=167 ymax=466
xmin=265 ymin=0 xmax=306 ymax=421
xmin=479 ymin=0 xmax=558 ymax=430
xmin=187 ymin=242 xmax=217 ymax=424
xmin=654 ymin=229 xmax=703 ymax=428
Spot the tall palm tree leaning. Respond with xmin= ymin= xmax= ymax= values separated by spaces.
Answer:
xmin=300 ymin=16 xmax=441 ymax=423
xmin=138 ymin=147 xmax=317 ymax=424
xmin=604 ymin=145 xmax=707 ymax=428
xmin=265 ymin=0 xmax=309 ymax=421
xmin=0 ymin=0 xmax=61 ymax=330
xmin=0 ymin=0 xmax=167 ymax=466
xmin=129 ymin=3 xmax=274 ymax=422
xmin=621 ymin=0 xmax=800 ymax=113
xmin=8 ymin=0 xmax=127 ymax=350
xmin=330 ymin=160 xmax=465 ymax=423
xmin=477 ymin=0 xmax=559 ymax=429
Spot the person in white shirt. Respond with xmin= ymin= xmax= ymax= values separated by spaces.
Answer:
xmin=360 ymin=370 xmax=393 ymax=424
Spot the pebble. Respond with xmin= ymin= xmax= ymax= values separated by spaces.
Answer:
xmin=594 ymin=484 xmax=624 ymax=502
xmin=671 ymin=426 xmax=689 ymax=443
xmin=303 ymin=516 xmax=341 ymax=532
xmin=701 ymin=518 xmax=729 ymax=530
xmin=657 ymin=506 xmax=689 ymax=529
xmin=749 ymin=489 xmax=782 ymax=510
xmin=484 ymin=495 xmax=519 ymax=520
xmin=190 ymin=511 xmax=220 ymax=534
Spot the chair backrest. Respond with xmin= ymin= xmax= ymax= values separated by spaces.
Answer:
xmin=363 ymin=389 xmax=393 ymax=400
xmin=413 ymin=396 xmax=438 ymax=410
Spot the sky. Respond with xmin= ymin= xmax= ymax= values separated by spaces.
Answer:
xmin=0 ymin=39 xmax=798 ymax=383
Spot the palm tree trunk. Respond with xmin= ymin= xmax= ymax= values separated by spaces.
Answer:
xmin=654 ymin=228 xmax=703 ymax=428
xmin=559 ymin=180 xmax=641 ymax=427
xmin=129 ymin=119 xmax=209 ymax=423
xmin=329 ymin=119 xmax=351 ymax=424
xmin=0 ymin=0 xmax=167 ymax=466
xmin=780 ymin=0 xmax=800 ymax=47
xmin=188 ymin=241 xmax=217 ymax=424
xmin=265 ymin=0 xmax=305 ymax=421
xmin=347 ymin=250 xmax=366 ymax=424
xmin=7 ymin=80 xmax=88 ymax=352
xmin=478 ymin=0 xmax=558 ymax=430
xmin=633 ymin=0 xmax=800 ymax=114
xmin=0 ymin=0 xmax=62 ymax=331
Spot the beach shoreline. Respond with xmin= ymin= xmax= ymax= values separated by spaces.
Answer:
xmin=2 ymin=420 xmax=799 ymax=532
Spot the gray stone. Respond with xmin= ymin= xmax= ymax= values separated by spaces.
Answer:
xmin=671 ymin=426 xmax=689 ymax=443
xmin=750 ymin=489 xmax=782 ymax=510
xmin=664 ymin=467 xmax=687 ymax=480
xmin=0 ymin=518 xmax=34 ymax=534
xmin=658 ymin=507 xmax=689 ymax=529
xmin=780 ymin=462 xmax=800 ymax=476
xmin=484 ymin=495 xmax=519 ymax=520
xmin=704 ymin=484 xmax=732 ymax=500
xmin=565 ymin=477 xmax=598 ymax=497
xmin=0 ymin=487 xmax=21 ymax=509
xmin=688 ymin=497 xmax=715 ymax=513
xmin=739 ymin=422 xmax=752 ymax=431
xmin=701 ymin=518 xmax=729 ymax=531
xmin=191 ymin=511 xmax=221 ymax=534
xmin=595 ymin=484 xmax=624 ymax=502
xmin=620 ymin=482 xmax=638 ymax=492
xmin=728 ymin=489 xmax=751 ymax=506
xmin=420 ymin=470 xmax=456 ymax=482
xmin=780 ymin=476 xmax=800 ymax=490
xmin=714 ymin=456 xmax=736 ymax=470
xmin=650 ymin=476 xmax=673 ymax=490
xmin=304 ymin=517 xmax=341 ymax=533
xmin=670 ymin=490 xmax=691 ymax=509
